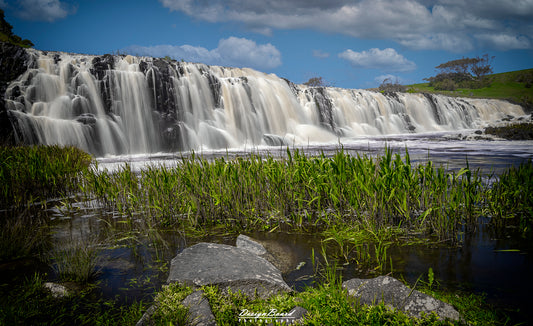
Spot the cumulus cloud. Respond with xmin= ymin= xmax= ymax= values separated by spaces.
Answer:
xmin=339 ymin=48 xmax=416 ymax=72
xmin=13 ymin=0 xmax=76 ymax=22
xmin=124 ymin=37 xmax=282 ymax=70
xmin=158 ymin=0 xmax=533 ymax=51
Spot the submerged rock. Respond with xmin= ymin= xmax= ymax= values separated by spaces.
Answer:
xmin=167 ymin=242 xmax=291 ymax=299
xmin=343 ymin=276 xmax=460 ymax=321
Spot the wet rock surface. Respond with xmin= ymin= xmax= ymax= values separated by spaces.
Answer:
xmin=141 ymin=236 xmax=463 ymax=325
xmin=167 ymin=241 xmax=291 ymax=299
xmin=343 ymin=275 xmax=460 ymax=321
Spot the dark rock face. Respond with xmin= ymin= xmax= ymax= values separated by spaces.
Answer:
xmin=90 ymin=54 xmax=115 ymax=112
xmin=306 ymin=87 xmax=336 ymax=132
xmin=485 ymin=121 xmax=533 ymax=140
xmin=167 ymin=242 xmax=292 ymax=299
xmin=0 ymin=42 xmax=32 ymax=145
xmin=343 ymin=276 xmax=460 ymax=321
xmin=262 ymin=134 xmax=287 ymax=146
xmin=423 ymin=93 xmax=444 ymax=125
xmin=0 ymin=42 xmax=31 ymax=94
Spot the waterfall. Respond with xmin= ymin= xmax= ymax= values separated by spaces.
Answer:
xmin=2 ymin=49 xmax=525 ymax=156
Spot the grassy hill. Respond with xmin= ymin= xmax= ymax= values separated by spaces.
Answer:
xmin=406 ymin=69 xmax=533 ymax=112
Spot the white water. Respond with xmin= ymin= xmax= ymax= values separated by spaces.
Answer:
xmin=3 ymin=49 xmax=526 ymax=156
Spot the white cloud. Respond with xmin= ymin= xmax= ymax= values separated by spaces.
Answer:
xmin=475 ymin=33 xmax=532 ymax=50
xmin=124 ymin=37 xmax=282 ymax=70
xmin=14 ymin=0 xmax=76 ymax=22
xmin=312 ymin=50 xmax=330 ymax=59
xmin=338 ymin=48 xmax=417 ymax=72
xmin=158 ymin=0 xmax=533 ymax=51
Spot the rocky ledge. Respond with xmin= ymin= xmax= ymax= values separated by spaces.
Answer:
xmin=138 ymin=235 xmax=461 ymax=325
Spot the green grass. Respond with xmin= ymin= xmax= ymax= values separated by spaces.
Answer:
xmin=82 ymin=149 xmax=511 ymax=241
xmin=0 ymin=145 xmax=93 ymax=207
xmin=51 ymin=236 xmax=102 ymax=283
xmin=149 ymin=269 xmax=507 ymax=326
xmin=77 ymin=148 xmax=533 ymax=273
xmin=0 ymin=273 xmax=146 ymax=326
xmin=407 ymin=69 xmax=533 ymax=111
xmin=0 ymin=145 xmax=530 ymax=325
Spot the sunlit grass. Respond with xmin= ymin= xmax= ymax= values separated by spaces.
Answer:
xmin=0 ymin=145 xmax=93 ymax=207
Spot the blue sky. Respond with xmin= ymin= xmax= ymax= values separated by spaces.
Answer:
xmin=1 ymin=0 xmax=532 ymax=89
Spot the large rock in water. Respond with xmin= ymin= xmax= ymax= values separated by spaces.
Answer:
xmin=343 ymin=276 xmax=460 ymax=321
xmin=167 ymin=242 xmax=291 ymax=299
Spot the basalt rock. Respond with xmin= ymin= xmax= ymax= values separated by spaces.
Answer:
xmin=343 ymin=276 xmax=461 ymax=321
xmin=182 ymin=290 xmax=216 ymax=326
xmin=0 ymin=42 xmax=32 ymax=145
xmin=90 ymin=54 xmax=114 ymax=112
xmin=167 ymin=242 xmax=291 ymax=300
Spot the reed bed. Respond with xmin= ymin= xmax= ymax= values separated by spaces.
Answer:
xmin=0 ymin=145 xmax=93 ymax=207
xmin=81 ymin=148 xmax=503 ymax=246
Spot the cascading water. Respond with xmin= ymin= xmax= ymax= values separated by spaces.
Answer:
xmin=2 ymin=49 xmax=525 ymax=156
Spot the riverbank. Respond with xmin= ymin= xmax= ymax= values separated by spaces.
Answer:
xmin=0 ymin=145 xmax=532 ymax=324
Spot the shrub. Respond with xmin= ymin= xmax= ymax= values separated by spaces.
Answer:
xmin=433 ymin=78 xmax=457 ymax=91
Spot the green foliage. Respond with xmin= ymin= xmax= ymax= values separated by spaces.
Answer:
xmin=0 ymin=145 xmax=93 ymax=207
xmin=433 ymin=78 xmax=457 ymax=91
xmin=418 ymin=282 xmax=511 ymax=326
xmin=151 ymin=283 xmax=192 ymax=325
xmin=0 ymin=273 xmax=147 ymax=325
xmin=304 ymin=76 xmax=331 ymax=87
xmin=379 ymin=77 xmax=407 ymax=92
xmin=81 ymin=148 xmax=529 ymax=244
xmin=425 ymin=55 xmax=494 ymax=90
xmin=51 ymin=236 xmax=102 ymax=283
xmin=486 ymin=160 xmax=533 ymax=236
xmin=0 ymin=210 xmax=50 ymax=261
xmin=0 ymin=9 xmax=34 ymax=47
xmin=408 ymin=68 xmax=533 ymax=111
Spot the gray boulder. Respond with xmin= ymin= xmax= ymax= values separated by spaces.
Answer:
xmin=236 ymin=234 xmax=299 ymax=274
xmin=343 ymin=276 xmax=460 ymax=321
xmin=167 ymin=242 xmax=291 ymax=299
xmin=182 ymin=290 xmax=216 ymax=326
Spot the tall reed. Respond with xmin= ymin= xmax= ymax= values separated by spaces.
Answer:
xmin=0 ymin=145 xmax=93 ymax=208
xmin=81 ymin=148 xmax=493 ymax=246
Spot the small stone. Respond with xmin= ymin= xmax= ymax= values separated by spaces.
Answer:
xmin=44 ymin=282 xmax=69 ymax=298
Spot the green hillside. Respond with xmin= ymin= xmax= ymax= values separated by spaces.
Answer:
xmin=407 ymin=69 xmax=533 ymax=112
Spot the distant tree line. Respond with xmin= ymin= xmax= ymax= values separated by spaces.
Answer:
xmin=303 ymin=76 xmax=333 ymax=87
xmin=0 ymin=9 xmax=33 ymax=48
xmin=424 ymin=54 xmax=494 ymax=91
xmin=378 ymin=77 xmax=406 ymax=93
